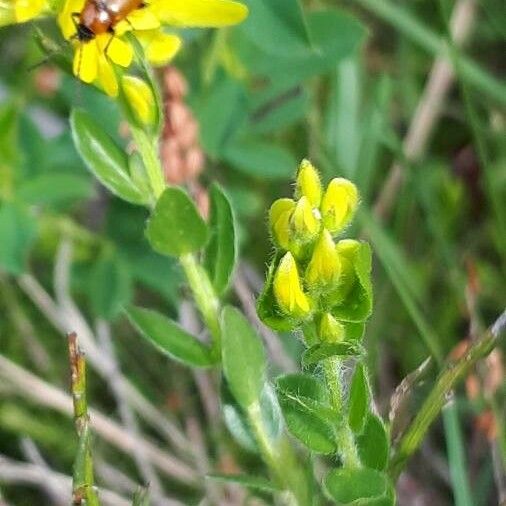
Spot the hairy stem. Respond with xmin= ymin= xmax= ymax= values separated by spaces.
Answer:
xmin=323 ymin=357 xmax=361 ymax=468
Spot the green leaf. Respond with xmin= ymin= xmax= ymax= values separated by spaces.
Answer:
xmin=221 ymin=381 xmax=282 ymax=452
xmin=302 ymin=342 xmax=363 ymax=367
xmin=224 ymin=139 xmax=298 ymax=180
xmin=276 ymin=374 xmax=336 ymax=453
xmin=207 ymin=473 xmax=280 ymax=493
xmin=70 ymin=109 xmax=147 ymax=205
xmin=221 ymin=306 xmax=266 ymax=409
xmin=126 ymin=306 xmax=215 ymax=367
xmin=145 ymin=187 xmax=208 ymax=257
xmin=324 ymin=468 xmax=393 ymax=505
xmin=203 ymin=184 xmax=237 ymax=295
xmin=276 ymin=373 xmax=328 ymax=404
xmin=356 ymin=414 xmax=389 ymax=471
xmin=332 ymin=241 xmax=373 ymax=323
xmin=89 ymin=250 xmax=132 ymax=320
xmin=0 ymin=203 xmax=37 ymax=275
xmin=348 ymin=363 xmax=371 ymax=434
xmin=16 ymin=173 xmax=94 ymax=207
xmin=241 ymin=0 xmax=312 ymax=58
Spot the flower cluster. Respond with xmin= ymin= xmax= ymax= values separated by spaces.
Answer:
xmin=258 ymin=160 xmax=373 ymax=344
xmin=1 ymin=0 xmax=247 ymax=97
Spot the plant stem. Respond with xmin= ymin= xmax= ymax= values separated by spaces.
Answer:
xmin=389 ymin=310 xmax=506 ymax=478
xmin=68 ymin=332 xmax=100 ymax=506
xmin=247 ymin=401 xmax=310 ymax=506
xmin=179 ymin=253 xmax=222 ymax=361
xmin=322 ymin=357 xmax=361 ymax=468
xmin=130 ymin=126 xmax=166 ymax=200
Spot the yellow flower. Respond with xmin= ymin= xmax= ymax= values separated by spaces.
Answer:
xmin=269 ymin=198 xmax=295 ymax=251
xmin=58 ymin=0 xmax=247 ymax=96
xmin=295 ymin=159 xmax=322 ymax=208
xmin=273 ymin=252 xmax=310 ymax=318
xmin=320 ymin=178 xmax=358 ymax=234
xmin=305 ymin=229 xmax=341 ymax=289
xmin=290 ymin=196 xmax=320 ymax=242
xmin=0 ymin=0 xmax=47 ymax=25
xmin=122 ymin=75 xmax=155 ymax=126
xmin=318 ymin=313 xmax=344 ymax=343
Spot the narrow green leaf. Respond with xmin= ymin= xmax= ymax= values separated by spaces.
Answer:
xmin=126 ymin=306 xmax=215 ymax=367
xmin=89 ymin=251 xmax=132 ymax=321
xmin=70 ymin=109 xmax=147 ymax=205
xmin=0 ymin=203 xmax=37 ymax=275
xmin=132 ymin=487 xmax=150 ymax=506
xmin=145 ymin=187 xmax=208 ymax=257
xmin=302 ymin=342 xmax=363 ymax=367
xmin=204 ymin=184 xmax=237 ymax=295
xmin=207 ymin=473 xmax=280 ymax=493
xmin=356 ymin=415 xmax=389 ymax=470
xmin=348 ymin=363 xmax=371 ymax=434
xmin=324 ymin=468 xmax=394 ymax=505
xmin=221 ymin=306 xmax=266 ymax=409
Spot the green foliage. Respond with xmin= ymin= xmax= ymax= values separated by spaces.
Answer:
xmin=70 ymin=109 xmax=148 ymax=205
xmin=207 ymin=473 xmax=280 ymax=493
xmin=0 ymin=202 xmax=37 ymax=275
xmin=302 ymin=342 xmax=363 ymax=367
xmin=356 ymin=414 xmax=389 ymax=471
xmin=221 ymin=306 xmax=266 ymax=409
xmin=348 ymin=363 xmax=371 ymax=434
xmin=276 ymin=374 xmax=337 ymax=453
xmin=126 ymin=306 xmax=215 ymax=367
xmin=146 ymin=187 xmax=209 ymax=257
xmin=324 ymin=468 xmax=395 ymax=505
xmin=89 ymin=249 xmax=132 ymax=321
xmin=203 ymin=184 xmax=237 ymax=295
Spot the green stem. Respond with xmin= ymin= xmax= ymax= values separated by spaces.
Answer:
xmin=130 ymin=126 xmax=166 ymax=200
xmin=247 ymin=402 xmax=310 ymax=506
xmin=389 ymin=311 xmax=505 ymax=478
xmin=179 ymin=253 xmax=222 ymax=361
xmin=323 ymin=357 xmax=361 ymax=468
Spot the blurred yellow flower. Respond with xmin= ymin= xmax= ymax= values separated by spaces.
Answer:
xmin=122 ymin=75 xmax=155 ymax=126
xmin=305 ymin=229 xmax=341 ymax=289
xmin=290 ymin=196 xmax=320 ymax=242
xmin=0 ymin=0 xmax=47 ymax=25
xmin=296 ymin=159 xmax=322 ymax=208
xmin=57 ymin=0 xmax=248 ymax=96
xmin=269 ymin=198 xmax=295 ymax=251
xmin=321 ymin=178 xmax=358 ymax=234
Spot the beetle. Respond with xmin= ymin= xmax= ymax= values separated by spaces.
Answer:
xmin=73 ymin=0 xmax=146 ymax=42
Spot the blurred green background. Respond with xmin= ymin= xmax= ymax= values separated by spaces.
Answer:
xmin=0 ymin=0 xmax=504 ymax=504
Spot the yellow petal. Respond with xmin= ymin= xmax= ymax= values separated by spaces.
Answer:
xmin=296 ymin=159 xmax=322 ymax=208
xmin=144 ymin=33 xmax=182 ymax=66
xmin=318 ymin=313 xmax=344 ymax=343
xmin=97 ymin=53 xmax=118 ymax=97
xmin=58 ymin=0 xmax=85 ymax=39
xmin=122 ymin=75 xmax=155 ymax=125
xmin=150 ymin=0 xmax=248 ymax=27
xmin=305 ymin=229 xmax=341 ymax=289
xmin=15 ymin=0 xmax=45 ymax=22
xmin=273 ymin=252 xmax=310 ymax=317
xmin=126 ymin=7 xmax=160 ymax=30
xmin=105 ymin=36 xmax=133 ymax=67
xmin=73 ymin=41 xmax=98 ymax=83
xmin=269 ymin=198 xmax=295 ymax=250
xmin=290 ymin=196 xmax=320 ymax=241
xmin=321 ymin=178 xmax=359 ymax=234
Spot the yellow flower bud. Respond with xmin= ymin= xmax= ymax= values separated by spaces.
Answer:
xmin=319 ymin=313 xmax=345 ymax=343
xmin=273 ymin=252 xmax=310 ymax=318
xmin=269 ymin=198 xmax=295 ymax=250
xmin=296 ymin=159 xmax=322 ymax=207
xmin=122 ymin=76 xmax=156 ymax=126
xmin=305 ymin=229 xmax=341 ymax=289
xmin=290 ymin=196 xmax=320 ymax=242
xmin=320 ymin=178 xmax=358 ymax=233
